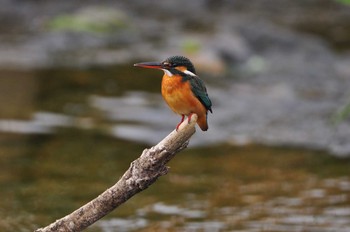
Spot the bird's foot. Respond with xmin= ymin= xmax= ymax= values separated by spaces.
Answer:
xmin=187 ymin=113 xmax=194 ymax=123
xmin=176 ymin=115 xmax=185 ymax=131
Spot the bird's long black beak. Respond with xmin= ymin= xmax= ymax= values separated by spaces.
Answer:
xmin=134 ymin=62 xmax=163 ymax=69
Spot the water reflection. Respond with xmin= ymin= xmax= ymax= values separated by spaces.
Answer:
xmin=1 ymin=66 xmax=349 ymax=155
xmin=0 ymin=67 xmax=349 ymax=232
xmin=0 ymin=70 xmax=37 ymax=119
xmin=88 ymin=145 xmax=350 ymax=232
xmin=0 ymin=129 xmax=350 ymax=232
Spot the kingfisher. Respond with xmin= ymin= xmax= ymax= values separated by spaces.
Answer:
xmin=134 ymin=56 xmax=212 ymax=131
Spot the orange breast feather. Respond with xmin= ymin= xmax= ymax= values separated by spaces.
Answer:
xmin=161 ymin=74 xmax=208 ymax=130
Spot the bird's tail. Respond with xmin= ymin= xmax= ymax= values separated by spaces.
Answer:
xmin=197 ymin=114 xmax=209 ymax=131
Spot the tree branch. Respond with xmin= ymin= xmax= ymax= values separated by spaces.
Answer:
xmin=35 ymin=114 xmax=198 ymax=232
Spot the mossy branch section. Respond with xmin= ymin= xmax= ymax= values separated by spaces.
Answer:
xmin=35 ymin=115 xmax=197 ymax=232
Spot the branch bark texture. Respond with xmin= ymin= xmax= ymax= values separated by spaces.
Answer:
xmin=35 ymin=114 xmax=197 ymax=232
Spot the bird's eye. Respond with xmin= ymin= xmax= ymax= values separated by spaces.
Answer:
xmin=162 ymin=62 xmax=172 ymax=67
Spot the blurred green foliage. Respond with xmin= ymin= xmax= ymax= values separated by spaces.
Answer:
xmin=48 ymin=7 xmax=127 ymax=34
xmin=181 ymin=39 xmax=201 ymax=54
xmin=336 ymin=0 xmax=350 ymax=5
xmin=332 ymin=102 xmax=350 ymax=124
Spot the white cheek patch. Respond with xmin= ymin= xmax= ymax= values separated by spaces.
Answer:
xmin=184 ymin=70 xmax=197 ymax=76
xmin=162 ymin=69 xmax=173 ymax=76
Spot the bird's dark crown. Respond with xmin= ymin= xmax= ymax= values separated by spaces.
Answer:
xmin=162 ymin=56 xmax=196 ymax=74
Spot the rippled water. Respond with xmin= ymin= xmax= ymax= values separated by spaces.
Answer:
xmin=0 ymin=68 xmax=349 ymax=232
xmin=1 ymin=133 xmax=349 ymax=232
xmin=88 ymin=145 xmax=350 ymax=232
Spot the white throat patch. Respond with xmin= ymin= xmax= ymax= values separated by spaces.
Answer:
xmin=162 ymin=69 xmax=173 ymax=77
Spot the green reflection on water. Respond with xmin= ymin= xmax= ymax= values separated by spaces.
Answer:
xmin=0 ymin=129 xmax=349 ymax=231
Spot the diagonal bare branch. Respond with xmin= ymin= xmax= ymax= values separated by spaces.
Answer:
xmin=35 ymin=114 xmax=198 ymax=232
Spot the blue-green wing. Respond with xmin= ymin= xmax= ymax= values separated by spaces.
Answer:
xmin=190 ymin=76 xmax=213 ymax=113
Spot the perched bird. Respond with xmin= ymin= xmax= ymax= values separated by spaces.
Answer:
xmin=134 ymin=56 xmax=212 ymax=131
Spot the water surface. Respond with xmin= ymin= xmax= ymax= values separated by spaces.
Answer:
xmin=0 ymin=67 xmax=349 ymax=232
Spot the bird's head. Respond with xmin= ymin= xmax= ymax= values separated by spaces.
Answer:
xmin=134 ymin=56 xmax=197 ymax=77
